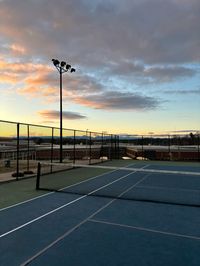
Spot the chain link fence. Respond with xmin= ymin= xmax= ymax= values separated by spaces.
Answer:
xmin=0 ymin=120 xmax=119 ymax=181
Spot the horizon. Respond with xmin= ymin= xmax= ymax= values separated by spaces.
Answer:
xmin=1 ymin=119 xmax=199 ymax=139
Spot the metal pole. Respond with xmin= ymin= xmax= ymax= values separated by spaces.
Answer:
xmin=114 ymin=135 xmax=117 ymax=159
xmin=89 ymin=131 xmax=91 ymax=164
xmin=118 ymin=135 xmax=120 ymax=159
xmin=51 ymin=127 xmax=54 ymax=173
xmin=73 ymin=130 xmax=76 ymax=164
xmin=109 ymin=134 xmax=113 ymax=161
xmin=60 ymin=69 xmax=63 ymax=163
xmin=142 ymin=136 xmax=144 ymax=160
xmin=36 ymin=162 xmax=41 ymax=190
xmin=198 ymin=134 xmax=200 ymax=162
xmin=52 ymin=59 xmax=76 ymax=163
xmin=168 ymin=135 xmax=171 ymax=161
xmin=27 ymin=124 xmax=30 ymax=171
xmin=16 ymin=123 xmax=19 ymax=180
xmin=86 ymin=129 xmax=88 ymax=161
xmin=101 ymin=132 xmax=104 ymax=162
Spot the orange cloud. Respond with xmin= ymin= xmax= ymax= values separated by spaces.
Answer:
xmin=0 ymin=58 xmax=51 ymax=74
xmin=25 ymin=73 xmax=55 ymax=86
xmin=0 ymin=57 xmax=54 ymax=98
xmin=17 ymin=86 xmax=58 ymax=99
xmin=72 ymin=97 xmax=102 ymax=109
xmin=10 ymin=44 xmax=27 ymax=55
xmin=17 ymin=86 xmax=41 ymax=96
xmin=42 ymin=87 xmax=58 ymax=96
xmin=0 ymin=73 xmax=20 ymax=83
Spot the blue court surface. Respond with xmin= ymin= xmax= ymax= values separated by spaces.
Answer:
xmin=0 ymin=161 xmax=200 ymax=266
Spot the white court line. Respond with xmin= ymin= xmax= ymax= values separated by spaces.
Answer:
xmin=58 ymin=163 xmax=135 ymax=191
xmin=21 ymin=167 xmax=150 ymax=266
xmin=0 ymin=163 xmax=135 ymax=212
xmin=137 ymin=185 xmax=200 ymax=193
xmin=0 ymin=163 xmax=145 ymax=239
xmin=0 ymin=195 xmax=86 ymax=239
xmin=72 ymin=163 xmax=200 ymax=176
xmin=89 ymin=219 xmax=200 ymax=241
xmin=0 ymin=192 xmax=54 ymax=212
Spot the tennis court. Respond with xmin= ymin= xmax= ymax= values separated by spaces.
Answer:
xmin=0 ymin=160 xmax=200 ymax=266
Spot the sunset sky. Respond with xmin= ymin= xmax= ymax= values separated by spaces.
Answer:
xmin=0 ymin=0 xmax=199 ymax=135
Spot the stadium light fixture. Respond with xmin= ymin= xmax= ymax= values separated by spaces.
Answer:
xmin=52 ymin=59 xmax=76 ymax=163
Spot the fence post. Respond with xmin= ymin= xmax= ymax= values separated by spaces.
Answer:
xmin=50 ymin=127 xmax=54 ymax=173
xmin=73 ymin=130 xmax=76 ymax=164
xmin=114 ymin=135 xmax=117 ymax=159
xmin=27 ymin=125 xmax=30 ymax=171
xmin=110 ymin=134 xmax=113 ymax=161
xmin=198 ymin=134 xmax=200 ymax=162
xmin=141 ymin=136 xmax=144 ymax=160
xmin=89 ymin=131 xmax=91 ymax=164
xmin=16 ymin=123 xmax=20 ymax=180
xmin=168 ymin=135 xmax=171 ymax=161
xmin=101 ymin=132 xmax=104 ymax=162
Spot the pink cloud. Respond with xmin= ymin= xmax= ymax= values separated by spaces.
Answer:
xmin=17 ymin=86 xmax=41 ymax=95
xmin=9 ymin=44 xmax=27 ymax=55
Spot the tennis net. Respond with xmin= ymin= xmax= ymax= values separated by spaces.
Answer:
xmin=36 ymin=161 xmax=200 ymax=207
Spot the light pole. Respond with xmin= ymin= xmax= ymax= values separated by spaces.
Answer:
xmin=52 ymin=59 xmax=76 ymax=163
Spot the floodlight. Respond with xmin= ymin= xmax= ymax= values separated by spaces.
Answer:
xmin=52 ymin=59 xmax=60 ymax=66
xmin=61 ymin=61 xmax=66 ymax=67
xmin=66 ymin=64 xmax=71 ymax=70
xmin=71 ymin=68 xmax=76 ymax=73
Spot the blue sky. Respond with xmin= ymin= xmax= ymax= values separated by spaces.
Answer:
xmin=0 ymin=0 xmax=199 ymax=135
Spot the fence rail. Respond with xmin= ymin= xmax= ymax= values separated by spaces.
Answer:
xmin=0 ymin=120 xmax=199 ymax=182
xmin=119 ymin=134 xmax=200 ymax=161
xmin=0 ymin=120 xmax=119 ymax=181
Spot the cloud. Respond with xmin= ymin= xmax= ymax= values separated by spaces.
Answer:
xmin=167 ymin=129 xmax=200 ymax=134
xmin=0 ymin=58 xmax=52 ymax=87
xmin=0 ymin=58 xmax=51 ymax=74
xmin=0 ymin=73 xmax=20 ymax=84
xmin=144 ymin=66 xmax=196 ymax=82
xmin=163 ymin=88 xmax=200 ymax=95
xmin=0 ymin=0 xmax=199 ymax=116
xmin=110 ymin=61 xmax=145 ymax=76
xmin=9 ymin=44 xmax=27 ymax=55
xmin=108 ymin=61 xmax=197 ymax=83
xmin=72 ymin=91 xmax=160 ymax=111
xmin=38 ymin=110 xmax=87 ymax=120
xmin=0 ymin=0 xmax=200 ymax=66
xmin=0 ymin=56 xmax=161 ymax=111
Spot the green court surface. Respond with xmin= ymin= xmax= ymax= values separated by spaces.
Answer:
xmin=0 ymin=159 xmax=200 ymax=266
xmin=1 ymin=159 xmax=200 ymax=209
xmin=0 ymin=160 xmax=131 ymax=208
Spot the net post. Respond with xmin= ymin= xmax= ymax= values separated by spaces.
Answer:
xmin=36 ymin=162 xmax=41 ymax=190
